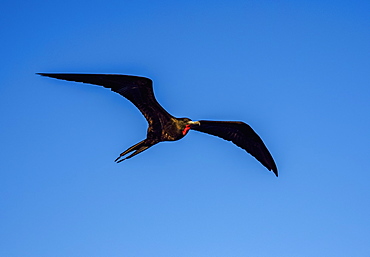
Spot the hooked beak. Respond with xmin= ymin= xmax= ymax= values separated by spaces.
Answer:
xmin=188 ymin=121 xmax=200 ymax=126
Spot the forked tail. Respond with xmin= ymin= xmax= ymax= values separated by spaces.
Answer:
xmin=115 ymin=139 xmax=155 ymax=163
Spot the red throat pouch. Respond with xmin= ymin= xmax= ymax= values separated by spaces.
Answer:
xmin=182 ymin=125 xmax=191 ymax=135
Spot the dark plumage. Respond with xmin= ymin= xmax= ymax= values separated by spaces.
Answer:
xmin=38 ymin=73 xmax=278 ymax=176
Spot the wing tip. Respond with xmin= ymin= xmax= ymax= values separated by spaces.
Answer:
xmin=271 ymin=167 xmax=278 ymax=177
xmin=36 ymin=72 xmax=55 ymax=78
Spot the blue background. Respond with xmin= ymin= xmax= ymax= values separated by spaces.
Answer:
xmin=1 ymin=0 xmax=369 ymax=256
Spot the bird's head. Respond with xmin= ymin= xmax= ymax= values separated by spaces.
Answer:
xmin=178 ymin=118 xmax=200 ymax=136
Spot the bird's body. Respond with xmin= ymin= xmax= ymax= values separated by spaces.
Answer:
xmin=38 ymin=73 xmax=278 ymax=176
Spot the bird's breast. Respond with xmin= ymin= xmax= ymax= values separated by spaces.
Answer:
xmin=160 ymin=121 xmax=186 ymax=141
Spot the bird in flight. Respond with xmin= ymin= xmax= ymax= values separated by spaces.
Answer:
xmin=38 ymin=73 xmax=278 ymax=176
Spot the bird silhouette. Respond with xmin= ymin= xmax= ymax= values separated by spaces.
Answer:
xmin=38 ymin=73 xmax=278 ymax=176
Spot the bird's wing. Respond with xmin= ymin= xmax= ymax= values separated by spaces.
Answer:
xmin=191 ymin=120 xmax=278 ymax=176
xmin=37 ymin=73 xmax=173 ymax=130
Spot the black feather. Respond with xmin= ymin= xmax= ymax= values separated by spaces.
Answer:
xmin=38 ymin=73 xmax=278 ymax=176
xmin=192 ymin=121 xmax=278 ymax=176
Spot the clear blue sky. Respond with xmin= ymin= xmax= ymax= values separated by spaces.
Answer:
xmin=1 ymin=0 xmax=369 ymax=256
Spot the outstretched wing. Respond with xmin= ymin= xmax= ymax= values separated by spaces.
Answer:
xmin=37 ymin=73 xmax=173 ymax=130
xmin=192 ymin=120 xmax=278 ymax=176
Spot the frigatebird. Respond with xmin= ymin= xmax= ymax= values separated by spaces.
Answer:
xmin=38 ymin=73 xmax=278 ymax=176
